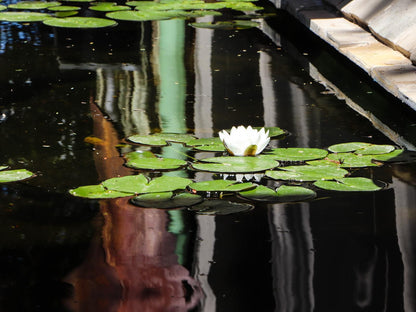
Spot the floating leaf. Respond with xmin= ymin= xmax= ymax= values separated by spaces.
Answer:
xmin=101 ymin=174 xmax=148 ymax=193
xmin=372 ymin=149 xmax=413 ymax=163
xmin=326 ymin=153 xmax=380 ymax=168
xmin=48 ymin=5 xmax=80 ymax=11
xmin=127 ymin=133 xmax=195 ymax=146
xmin=89 ymin=3 xmax=130 ymax=12
xmin=188 ymin=180 xmax=255 ymax=192
xmin=261 ymin=126 xmax=287 ymax=138
xmin=189 ymin=20 xmax=259 ymax=30
xmin=193 ymin=143 xmax=226 ymax=152
xmin=0 ymin=169 xmax=34 ymax=183
xmin=0 ymin=166 xmax=8 ymax=171
xmin=43 ymin=16 xmax=117 ymax=28
xmin=53 ymin=10 xmax=78 ymax=17
xmin=263 ymin=148 xmax=328 ymax=161
xmin=189 ymin=199 xmax=254 ymax=215
xmin=223 ymin=2 xmax=262 ymax=11
xmin=356 ymin=144 xmax=395 ymax=155
xmin=0 ymin=12 xmax=52 ymax=22
xmin=69 ymin=184 xmax=133 ymax=199
xmin=192 ymin=156 xmax=278 ymax=173
xmin=328 ymin=142 xmax=371 ymax=153
xmin=8 ymin=1 xmax=61 ymax=10
xmin=130 ymin=192 xmax=203 ymax=209
xmin=0 ymin=5 xmax=7 ymax=11
xmin=107 ymin=10 xmax=177 ymax=21
xmin=314 ymin=177 xmax=383 ymax=192
xmin=306 ymin=159 xmax=342 ymax=167
xmin=239 ymin=184 xmax=316 ymax=202
xmin=125 ymin=153 xmax=187 ymax=170
xmin=266 ymin=165 xmax=348 ymax=182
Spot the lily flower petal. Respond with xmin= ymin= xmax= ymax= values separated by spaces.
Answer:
xmin=219 ymin=126 xmax=270 ymax=156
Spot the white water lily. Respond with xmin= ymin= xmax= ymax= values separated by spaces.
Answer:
xmin=218 ymin=126 xmax=270 ymax=156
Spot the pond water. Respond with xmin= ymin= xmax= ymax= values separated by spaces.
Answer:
xmin=0 ymin=2 xmax=416 ymax=311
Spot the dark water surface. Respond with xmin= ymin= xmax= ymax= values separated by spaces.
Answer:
xmin=0 ymin=5 xmax=415 ymax=312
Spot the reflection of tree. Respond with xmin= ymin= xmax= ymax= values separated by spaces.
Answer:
xmin=65 ymin=103 xmax=201 ymax=312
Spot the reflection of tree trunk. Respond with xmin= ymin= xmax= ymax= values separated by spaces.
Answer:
xmin=65 ymin=101 xmax=201 ymax=312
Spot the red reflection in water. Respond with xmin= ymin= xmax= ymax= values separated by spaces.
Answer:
xmin=64 ymin=102 xmax=201 ymax=312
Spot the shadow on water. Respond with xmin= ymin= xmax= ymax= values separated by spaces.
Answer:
xmin=0 ymin=4 xmax=415 ymax=312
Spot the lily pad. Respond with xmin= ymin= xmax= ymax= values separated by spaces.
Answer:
xmin=0 ymin=5 xmax=7 ymax=11
xmin=8 ymin=1 xmax=61 ymax=10
xmin=0 ymin=166 xmax=8 ymax=171
xmin=69 ymin=184 xmax=133 ymax=199
xmin=48 ymin=5 xmax=80 ymax=11
xmin=0 ymin=169 xmax=34 ymax=183
xmin=266 ymin=165 xmax=348 ymax=182
xmin=106 ymin=10 xmax=178 ymax=21
xmin=326 ymin=153 xmax=380 ymax=168
xmin=53 ymin=10 xmax=78 ymax=17
xmin=372 ymin=149 xmax=414 ymax=163
xmin=189 ymin=199 xmax=254 ymax=215
xmin=356 ymin=144 xmax=395 ymax=155
xmin=263 ymin=148 xmax=328 ymax=161
xmin=43 ymin=16 xmax=117 ymax=28
xmin=0 ymin=12 xmax=52 ymax=22
xmin=239 ymin=184 xmax=316 ymax=202
xmin=193 ymin=143 xmax=226 ymax=152
xmin=192 ymin=156 xmax=278 ymax=173
xmin=89 ymin=3 xmax=131 ymax=12
xmin=125 ymin=153 xmax=187 ymax=170
xmin=103 ymin=175 xmax=192 ymax=194
xmin=130 ymin=192 xmax=203 ymax=209
xmin=328 ymin=142 xmax=371 ymax=153
xmin=314 ymin=177 xmax=383 ymax=192
xmin=127 ymin=133 xmax=195 ymax=146
xmin=188 ymin=180 xmax=255 ymax=192
xmin=189 ymin=20 xmax=259 ymax=30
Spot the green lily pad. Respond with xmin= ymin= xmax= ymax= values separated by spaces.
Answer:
xmin=106 ymin=10 xmax=177 ymax=21
xmin=103 ymin=175 xmax=192 ymax=194
xmin=239 ymin=184 xmax=316 ymax=202
xmin=48 ymin=5 xmax=80 ymax=11
xmin=314 ymin=177 xmax=383 ymax=192
xmin=43 ymin=16 xmax=117 ymax=28
xmin=224 ymin=2 xmax=262 ymax=11
xmin=127 ymin=133 xmax=195 ymax=146
xmin=326 ymin=153 xmax=380 ymax=168
xmin=193 ymin=143 xmax=226 ymax=152
xmin=260 ymin=126 xmax=287 ymax=138
xmin=8 ymin=1 xmax=61 ymax=10
xmin=372 ymin=149 xmax=413 ymax=163
xmin=130 ymin=192 xmax=203 ymax=209
xmin=263 ymin=148 xmax=328 ymax=161
xmin=192 ymin=156 xmax=278 ymax=173
xmin=0 ymin=5 xmax=7 ymax=11
xmin=189 ymin=199 xmax=254 ymax=215
xmin=89 ymin=3 xmax=130 ymax=12
xmin=0 ymin=169 xmax=34 ymax=183
xmin=188 ymin=180 xmax=255 ymax=192
xmin=0 ymin=166 xmax=8 ymax=171
xmin=266 ymin=165 xmax=348 ymax=182
xmin=125 ymin=152 xmax=187 ymax=170
xmin=189 ymin=20 xmax=259 ymax=30
xmin=69 ymin=184 xmax=133 ymax=199
xmin=187 ymin=137 xmax=225 ymax=152
xmin=0 ymin=12 xmax=52 ymax=22
xmin=328 ymin=142 xmax=372 ymax=153
xmin=53 ymin=10 xmax=78 ymax=16
xmin=356 ymin=144 xmax=395 ymax=155
xmin=306 ymin=159 xmax=342 ymax=167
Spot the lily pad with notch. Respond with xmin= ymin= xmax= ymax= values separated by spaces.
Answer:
xmin=266 ymin=165 xmax=348 ymax=182
xmin=102 ymin=175 xmax=192 ymax=194
xmin=263 ymin=147 xmax=328 ymax=162
xmin=125 ymin=152 xmax=188 ymax=170
xmin=188 ymin=180 xmax=255 ymax=192
xmin=191 ymin=156 xmax=278 ymax=173
xmin=239 ymin=184 xmax=316 ymax=202
xmin=189 ymin=199 xmax=254 ymax=215
xmin=130 ymin=192 xmax=203 ymax=209
xmin=43 ymin=16 xmax=117 ymax=28
xmin=314 ymin=177 xmax=384 ymax=192
xmin=69 ymin=184 xmax=133 ymax=199
xmin=328 ymin=142 xmax=372 ymax=153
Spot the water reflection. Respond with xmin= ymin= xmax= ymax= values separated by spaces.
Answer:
xmin=0 ymin=8 xmax=415 ymax=312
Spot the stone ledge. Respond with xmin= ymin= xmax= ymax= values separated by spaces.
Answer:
xmin=267 ymin=0 xmax=416 ymax=111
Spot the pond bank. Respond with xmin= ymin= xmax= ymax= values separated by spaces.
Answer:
xmin=265 ymin=0 xmax=416 ymax=112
